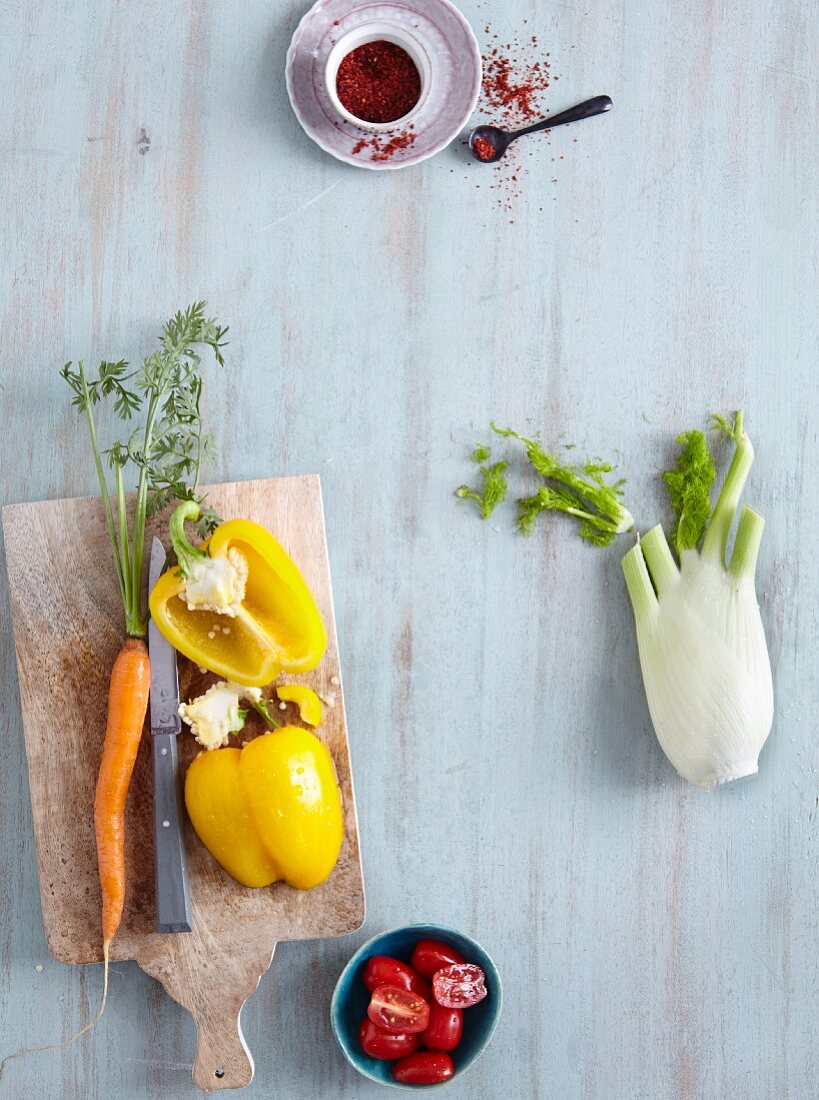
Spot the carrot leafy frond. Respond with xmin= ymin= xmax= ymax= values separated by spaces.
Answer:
xmin=60 ymin=303 xmax=228 ymax=637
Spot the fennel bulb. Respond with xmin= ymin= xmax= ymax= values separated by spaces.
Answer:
xmin=622 ymin=413 xmax=773 ymax=789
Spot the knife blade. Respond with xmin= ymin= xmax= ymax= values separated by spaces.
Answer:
xmin=148 ymin=536 xmax=192 ymax=934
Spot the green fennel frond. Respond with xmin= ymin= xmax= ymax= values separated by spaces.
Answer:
xmin=711 ymin=410 xmax=743 ymax=442
xmin=517 ymin=486 xmax=626 ymax=545
xmin=662 ymin=429 xmax=716 ymax=555
xmin=455 ymin=445 xmax=509 ymax=520
xmin=491 ymin=423 xmax=633 ymax=543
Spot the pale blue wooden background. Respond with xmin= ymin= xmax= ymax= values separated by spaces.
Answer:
xmin=0 ymin=1 xmax=816 ymax=1098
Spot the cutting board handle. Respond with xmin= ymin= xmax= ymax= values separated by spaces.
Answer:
xmin=192 ymin=1000 xmax=255 ymax=1092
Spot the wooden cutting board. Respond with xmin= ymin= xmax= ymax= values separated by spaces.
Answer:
xmin=2 ymin=476 xmax=365 ymax=1092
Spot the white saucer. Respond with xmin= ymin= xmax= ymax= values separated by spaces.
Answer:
xmin=286 ymin=0 xmax=482 ymax=171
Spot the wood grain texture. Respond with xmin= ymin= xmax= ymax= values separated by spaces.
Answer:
xmin=2 ymin=478 xmax=364 ymax=1091
xmin=0 ymin=0 xmax=816 ymax=1098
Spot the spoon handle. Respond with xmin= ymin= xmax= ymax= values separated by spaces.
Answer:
xmin=513 ymin=95 xmax=613 ymax=139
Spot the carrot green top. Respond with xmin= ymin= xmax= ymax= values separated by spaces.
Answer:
xmin=60 ymin=303 xmax=228 ymax=637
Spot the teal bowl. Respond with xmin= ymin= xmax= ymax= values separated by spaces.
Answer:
xmin=330 ymin=923 xmax=502 ymax=1090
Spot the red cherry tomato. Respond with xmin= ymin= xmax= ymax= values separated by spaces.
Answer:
xmin=432 ymin=963 xmax=487 ymax=1008
xmin=408 ymin=972 xmax=433 ymax=1002
xmin=421 ymin=1003 xmax=463 ymax=1052
xmin=411 ymin=938 xmax=467 ymax=979
xmin=368 ymin=985 xmax=430 ymax=1034
xmin=363 ymin=955 xmax=430 ymax=998
xmin=392 ymin=1051 xmax=455 ymax=1085
xmin=358 ymin=1018 xmax=420 ymax=1061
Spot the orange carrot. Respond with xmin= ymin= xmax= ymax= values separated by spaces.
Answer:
xmin=0 ymin=638 xmax=150 ymax=1082
xmin=95 ymin=637 xmax=151 ymax=951
xmin=1 ymin=307 xmax=226 ymax=1081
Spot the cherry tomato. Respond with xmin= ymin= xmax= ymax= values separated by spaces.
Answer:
xmin=411 ymin=938 xmax=467 ymax=979
xmin=358 ymin=1018 xmax=420 ymax=1061
xmin=432 ymin=963 xmax=487 ymax=1008
xmin=392 ymin=1051 xmax=455 ymax=1085
xmin=368 ymin=984 xmax=430 ymax=1034
xmin=421 ymin=1003 xmax=463 ymax=1052
xmin=408 ymin=972 xmax=433 ymax=1002
xmin=363 ymin=955 xmax=430 ymax=998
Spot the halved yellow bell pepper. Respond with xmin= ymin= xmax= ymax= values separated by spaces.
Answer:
xmin=149 ymin=501 xmax=326 ymax=687
xmin=184 ymin=726 xmax=343 ymax=889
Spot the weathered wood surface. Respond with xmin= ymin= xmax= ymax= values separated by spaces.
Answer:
xmin=3 ymin=477 xmax=364 ymax=1091
xmin=0 ymin=0 xmax=816 ymax=1098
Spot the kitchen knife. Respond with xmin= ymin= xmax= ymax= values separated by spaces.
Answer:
xmin=148 ymin=536 xmax=193 ymax=933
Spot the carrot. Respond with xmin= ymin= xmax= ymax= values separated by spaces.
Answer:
xmin=0 ymin=638 xmax=150 ymax=1082
xmin=1 ymin=307 xmax=226 ymax=1082
xmin=95 ymin=637 xmax=151 ymax=950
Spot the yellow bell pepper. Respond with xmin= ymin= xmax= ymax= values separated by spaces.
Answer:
xmin=276 ymin=684 xmax=323 ymax=727
xmin=184 ymin=726 xmax=343 ymax=890
xmin=149 ymin=501 xmax=326 ymax=687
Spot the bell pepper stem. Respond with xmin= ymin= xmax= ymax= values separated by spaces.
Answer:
xmin=248 ymin=696 xmax=282 ymax=730
xmin=170 ymin=500 xmax=209 ymax=577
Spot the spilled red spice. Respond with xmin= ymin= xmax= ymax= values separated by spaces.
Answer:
xmin=370 ymin=131 xmax=417 ymax=161
xmin=336 ymin=40 xmax=421 ymax=124
xmin=351 ymin=127 xmax=417 ymax=162
xmin=467 ymin=27 xmax=565 ymax=212
xmin=472 ymin=136 xmax=496 ymax=162
xmin=482 ymin=39 xmax=552 ymax=126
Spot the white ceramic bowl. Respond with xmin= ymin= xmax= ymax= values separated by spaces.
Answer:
xmin=325 ymin=22 xmax=433 ymax=132
xmin=286 ymin=0 xmax=482 ymax=171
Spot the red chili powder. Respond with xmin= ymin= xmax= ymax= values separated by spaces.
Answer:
xmin=351 ymin=128 xmax=417 ymax=161
xmin=468 ymin=30 xmax=563 ymax=213
xmin=370 ymin=130 xmax=417 ymax=161
xmin=336 ymin=40 xmax=421 ymax=124
xmin=481 ymin=48 xmax=551 ymax=125
xmin=472 ymin=136 xmax=496 ymax=162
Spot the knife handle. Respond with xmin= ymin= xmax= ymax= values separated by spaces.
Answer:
xmin=152 ymin=733 xmax=193 ymax=933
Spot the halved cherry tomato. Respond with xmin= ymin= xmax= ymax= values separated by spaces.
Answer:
xmin=411 ymin=938 xmax=466 ymax=979
xmin=358 ymin=1018 xmax=420 ymax=1061
xmin=368 ymin=985 xmax=430 ymax=1034
xmin=421 ymin=1003 xmax=463 ymax=1052
xmin=432 ymin=963 xmax=487 ymax=1008
xmin=392 ymin=1051 xmax=455 ymax=1085
xmin=363 ymin=955 xmax=430 ymax=999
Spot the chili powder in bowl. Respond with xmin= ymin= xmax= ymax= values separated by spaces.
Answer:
xmin=286 ymin=0 xmax=482 ymax=170
xmin=330 ymin=33 xmax=426 ymax=128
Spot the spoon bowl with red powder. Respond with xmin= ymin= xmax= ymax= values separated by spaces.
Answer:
xmin=469 ymin=94 xmax=613 ymax=163
xmin=469 ymin=127 xmax=505 ymax=163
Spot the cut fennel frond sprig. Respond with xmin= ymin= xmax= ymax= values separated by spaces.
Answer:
xmin=455 ymin=445 xmax=509 ymax=520
xmin=622 ymin=411 xmax=773 ymax=790
xmin=491 ymin=424 xmax=634 ymax=546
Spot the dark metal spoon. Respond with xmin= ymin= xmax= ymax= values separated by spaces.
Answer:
xmin=469 ymin=94 xmax=613 ymax=163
